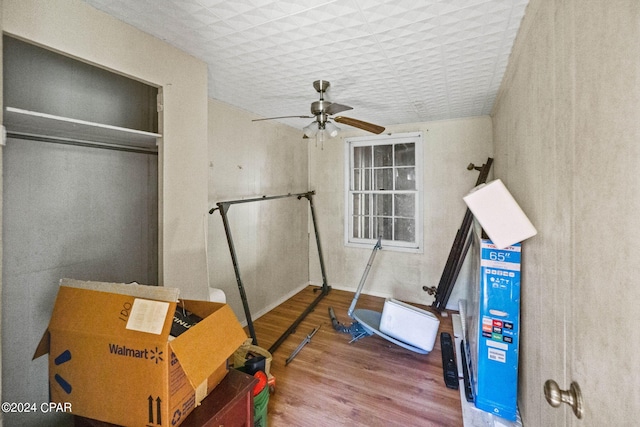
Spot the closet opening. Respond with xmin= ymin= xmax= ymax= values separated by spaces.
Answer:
xmin=2 ymin=34 xmax=161 ymax=426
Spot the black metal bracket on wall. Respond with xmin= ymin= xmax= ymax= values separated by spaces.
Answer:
xmin=209 ymin=191 xmax=331 ymax=353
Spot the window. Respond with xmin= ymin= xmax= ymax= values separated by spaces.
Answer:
xmin=345 ymin=132 xmax=423 ymax=252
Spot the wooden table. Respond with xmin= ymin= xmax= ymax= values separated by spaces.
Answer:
xmin=74 ymin=369 xmax=258 ymax=427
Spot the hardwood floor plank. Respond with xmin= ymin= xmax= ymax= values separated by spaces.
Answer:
xmin=245 ymin=286 xmax=463 ymax=426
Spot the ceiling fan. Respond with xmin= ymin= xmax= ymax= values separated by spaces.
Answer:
xmin=252 ymin=80 xmax=385 ymax=140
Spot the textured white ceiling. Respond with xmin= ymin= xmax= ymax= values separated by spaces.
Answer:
xmin=82 ymin=0 xmax=529 ymax=132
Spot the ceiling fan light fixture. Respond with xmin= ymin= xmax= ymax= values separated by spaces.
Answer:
xmin=324 ymin=121 xmax=340 ymax=138
xmin=303 ymin=121 xmax=319 ymax=138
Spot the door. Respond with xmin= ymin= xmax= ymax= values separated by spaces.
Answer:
xmin=565 ymin=1 xmax=640 ymax=425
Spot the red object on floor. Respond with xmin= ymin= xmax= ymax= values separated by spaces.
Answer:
xmin=253 ymin=370 xmax=268 ymax=396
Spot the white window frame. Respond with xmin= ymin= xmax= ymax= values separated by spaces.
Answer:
xmin=344 ymin=131 xmax=423 ymax=253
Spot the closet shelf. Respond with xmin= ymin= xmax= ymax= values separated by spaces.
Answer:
xmin=4 ymin=107 xmax=161 ymax=151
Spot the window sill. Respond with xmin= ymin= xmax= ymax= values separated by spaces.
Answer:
xmin=345 ymin=241 xmax=423 ymax=254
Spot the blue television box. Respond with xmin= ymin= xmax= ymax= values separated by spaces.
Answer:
xmin=467 ymin=235 xmax=521 ymax=421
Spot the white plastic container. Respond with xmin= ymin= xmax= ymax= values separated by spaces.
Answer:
xmin=379 ymin=298 xmax=440 ymax=352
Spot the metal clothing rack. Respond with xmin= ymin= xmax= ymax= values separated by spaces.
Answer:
xmin=431 ymin=158 xmax=493 ymax=311
xmin=209 ymin=191 xmax=330 ymax=354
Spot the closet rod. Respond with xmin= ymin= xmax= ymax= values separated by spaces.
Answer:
xmin=6 ymin=132 xmax=158 ymax=155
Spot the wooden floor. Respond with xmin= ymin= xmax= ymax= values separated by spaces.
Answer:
xmin=248 ymin=286 xmax=463 ymax=427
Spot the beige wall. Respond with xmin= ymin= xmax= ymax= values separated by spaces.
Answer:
xmin=492 ymin=0 xmax=570 ymax=423
xmin=493 ymin=0 xmax=640 ymax=424
xmin=308 ymin=117 xmax=493 ymax=306
xmin=207 ymin=99 xmax=310 ymax=324
xmin=3 ymin=0 xmax=210 ymax=299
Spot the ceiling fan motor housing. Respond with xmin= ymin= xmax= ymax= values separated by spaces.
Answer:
xmin=311 ymin=101 xmax=331 ymax=117
xmin=312 ymin=80 xmax=332 ymax=121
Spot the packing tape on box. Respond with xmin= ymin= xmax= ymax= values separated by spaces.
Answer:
xmin=463 ymin=179 xmax=537 ymax=249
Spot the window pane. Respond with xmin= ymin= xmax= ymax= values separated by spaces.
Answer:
xmin=352 ymin=215 xmax=369 ymax=239
xmin=346 ymin=132 xmax=422 ymax=251
xmin=394 ymin=194 xmax=415 ymax=217
xmin=373 ymin=194 xmax=392 ymax=216
xmin=394 ymin=143 xmax=415 ymax=166
xmin=352 ymin=193 xmax=370 ymax=215
xmin=354 ymin=146 xmax=371 ymax=168
xmin=374 ymin=168 xmax=393 ymax=190
xmin=353 ymin=168 xmax=372 ymax=191
xmin=372 ymin=216 xmax=393 ymax=240
xmin=394 ymin=218 xmax=415 ymax=242
xmin=395 ymin=167 xmax=416 ymax=190
xmin=373 ymin=144 xmax=393 ymax=167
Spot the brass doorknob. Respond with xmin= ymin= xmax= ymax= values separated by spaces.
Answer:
xmin=544 ymin=380 xmax=583 ymax=419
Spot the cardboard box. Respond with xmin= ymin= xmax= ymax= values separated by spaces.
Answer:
xmin=379 ymin=298 xmax=440 ymax=352
xmin=33 ymin=279 xmax=247 ymax=426
xmin=465 ymin=236 xmax=521 ymax=421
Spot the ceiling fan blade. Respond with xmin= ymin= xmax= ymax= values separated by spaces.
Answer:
xmin=252 ymin=115 xmax=313 ymax=122
xmin=325 ymin=103 xmax=353 ymax=115
xmin=334 ymin=116 xmax=385 ymax=134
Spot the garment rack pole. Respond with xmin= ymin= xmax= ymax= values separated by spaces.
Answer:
xmin=267 ymin=192 xmax=330 ymax=354
xmin=216 ymin=202 xmax=258 ymax=345
xmin=212 ymin=191 xmax=330 ymax=352
xmin=6 ymin=132 xmax=158 ymax=155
